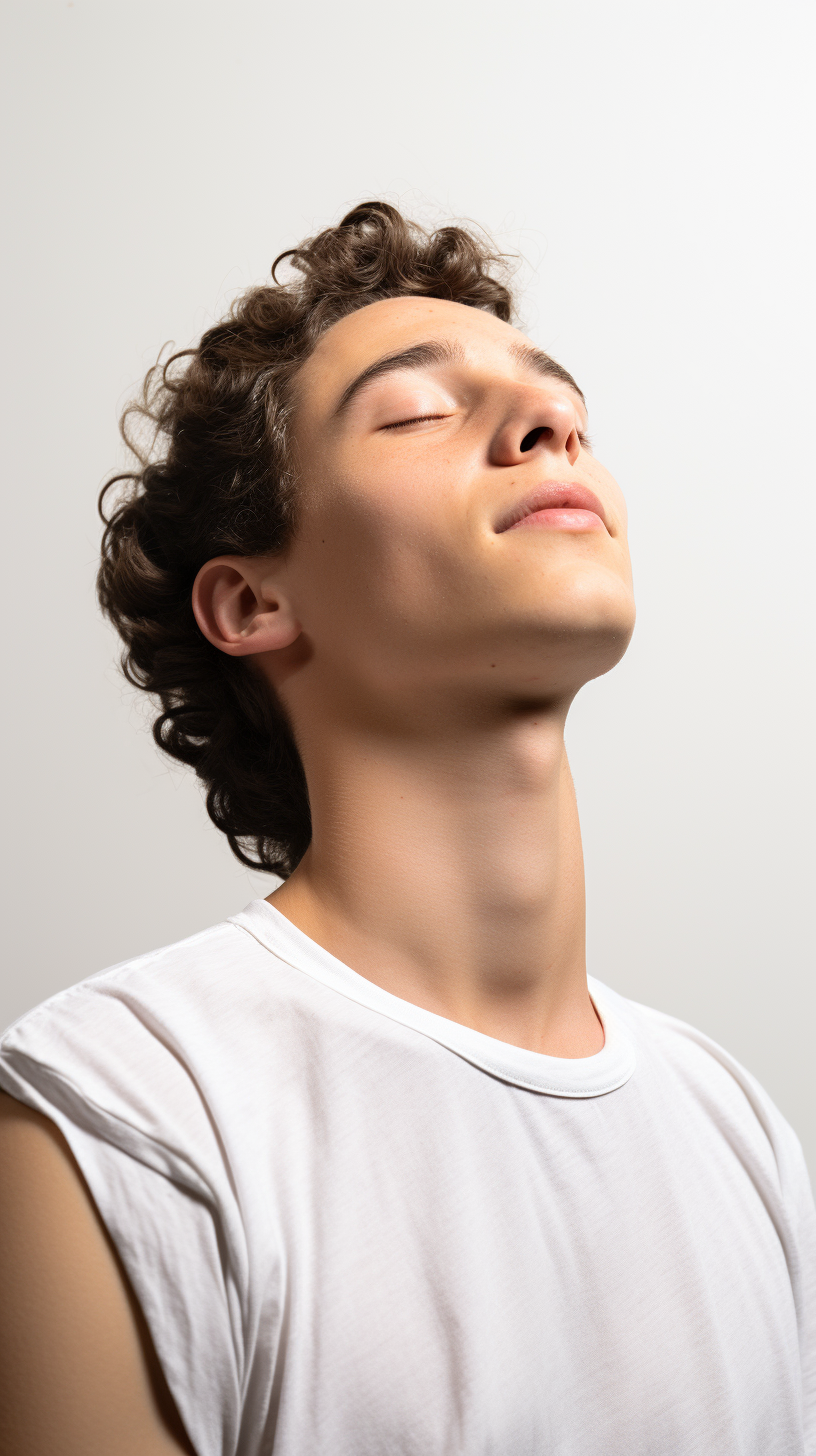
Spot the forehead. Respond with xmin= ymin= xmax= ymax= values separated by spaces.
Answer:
xmin=295 ymin=296 xmax=580 ymax=419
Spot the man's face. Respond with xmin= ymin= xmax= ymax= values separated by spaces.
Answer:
xmin=275 ymin=296 xmax=635 ymax=713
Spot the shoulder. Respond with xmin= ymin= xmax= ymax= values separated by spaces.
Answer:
xmin=2 ymin=913 xmax=264 ymax=1043
xmin=597 ymin=977 xmax=777 ymax=1109
xmin=592 ymin=977 xmax=812 ymax=1208
xmin=1 ymin=913 xmax=270 ymax=1077
xmin=0 ymin=911 xmax=285 ymax=1178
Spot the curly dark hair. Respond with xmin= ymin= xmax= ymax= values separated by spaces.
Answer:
xmin=97 ymin=201 xmax=516 ymax=877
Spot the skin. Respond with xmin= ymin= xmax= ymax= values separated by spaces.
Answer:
xmin=195 ymin=296 xmax=635 ymax=1054
xmin=0 ymin=295 xmax=635 ymax=1450
xmin=0 ymin=1092 xmax=195 ymax=1455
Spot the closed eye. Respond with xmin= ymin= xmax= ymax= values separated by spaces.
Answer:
xmin=380 ymin=416 xmax=591 ymax=448
xmin=381 ymin=413 xmax=450 ymax=431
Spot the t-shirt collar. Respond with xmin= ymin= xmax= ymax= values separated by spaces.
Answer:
xmin=232 ymin=899 xmax=636 ymax=1098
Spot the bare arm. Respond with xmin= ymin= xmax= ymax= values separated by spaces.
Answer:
xmin=0 ymin=1091 xmax=196 ymax=1456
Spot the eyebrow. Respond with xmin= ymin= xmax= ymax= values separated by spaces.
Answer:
xmin=332 ymin=335 xmax=585 ymax=418
xmin=508 ymin=341 xmax=586 ymax=405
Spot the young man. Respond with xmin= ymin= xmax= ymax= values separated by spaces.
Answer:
xmin=1 ymin=202 xmax=814 ymax=1456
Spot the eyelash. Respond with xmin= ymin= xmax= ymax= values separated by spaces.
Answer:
xmin=382 ymin=414 xmax=449 ymax=430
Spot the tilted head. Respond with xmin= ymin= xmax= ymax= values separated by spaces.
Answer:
xmin=98 ymin=203 xmax=634 ymax=878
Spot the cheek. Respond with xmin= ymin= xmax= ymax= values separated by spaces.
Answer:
xmin=292 ymin=476 xmax=471 ymax=643
xmin=310 ymin=457 xmax=461 ymax=567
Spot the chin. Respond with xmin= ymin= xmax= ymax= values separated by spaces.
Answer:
xmin=507 ymin=579 xmax=636 ymax=695
xmin=531 ymin=563 xmax=634 ymax=636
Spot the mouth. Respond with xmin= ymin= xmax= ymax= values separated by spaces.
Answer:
xmin=494 ymin=481 xmax=608 ymax=535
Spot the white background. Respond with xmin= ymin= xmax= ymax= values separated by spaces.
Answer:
xmin=2 ymin=2 xmax=814 ymax=1165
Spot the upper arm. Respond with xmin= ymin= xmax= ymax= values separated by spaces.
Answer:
xmin=0 ymin=1091 xmax=196 ymax=1456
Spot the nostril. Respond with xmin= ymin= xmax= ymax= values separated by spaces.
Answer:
xmin=520 ymin=426 xmax=547 ymax=452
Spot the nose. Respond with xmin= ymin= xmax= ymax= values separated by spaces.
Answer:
xmin=489 ymin=386 xmax=583 ymax=469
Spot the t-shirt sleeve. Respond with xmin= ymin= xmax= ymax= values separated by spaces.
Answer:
xmin=632 ymin=996 xmax=816 ymax=1450
xmin=777 ymin=1118 xmax=816 ymax=1451
xmin=756 ymin=1101 xmax=816 ymax=1452
xmin=0 ymin=973 xmax=250 ymax=1456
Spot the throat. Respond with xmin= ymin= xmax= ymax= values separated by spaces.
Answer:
xmin=268 ymin=709 xmax=597 ymax=1057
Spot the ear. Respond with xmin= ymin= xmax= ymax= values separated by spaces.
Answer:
xmin=192 ymin=556 xmax=302 ymax=657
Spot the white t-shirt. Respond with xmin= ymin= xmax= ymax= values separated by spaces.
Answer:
xmin=1 ymin=900 xmax=814 ymax=1456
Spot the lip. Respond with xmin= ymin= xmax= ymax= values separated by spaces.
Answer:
xmin=495 ymin=481 xmax=608 ymax=534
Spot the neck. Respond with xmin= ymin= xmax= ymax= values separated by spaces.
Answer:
xmin=270 ymin=698 xmax=602 ymax=1057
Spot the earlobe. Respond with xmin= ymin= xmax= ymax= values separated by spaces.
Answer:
xmin=192 ymin=557 xmax=302 ymax=657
